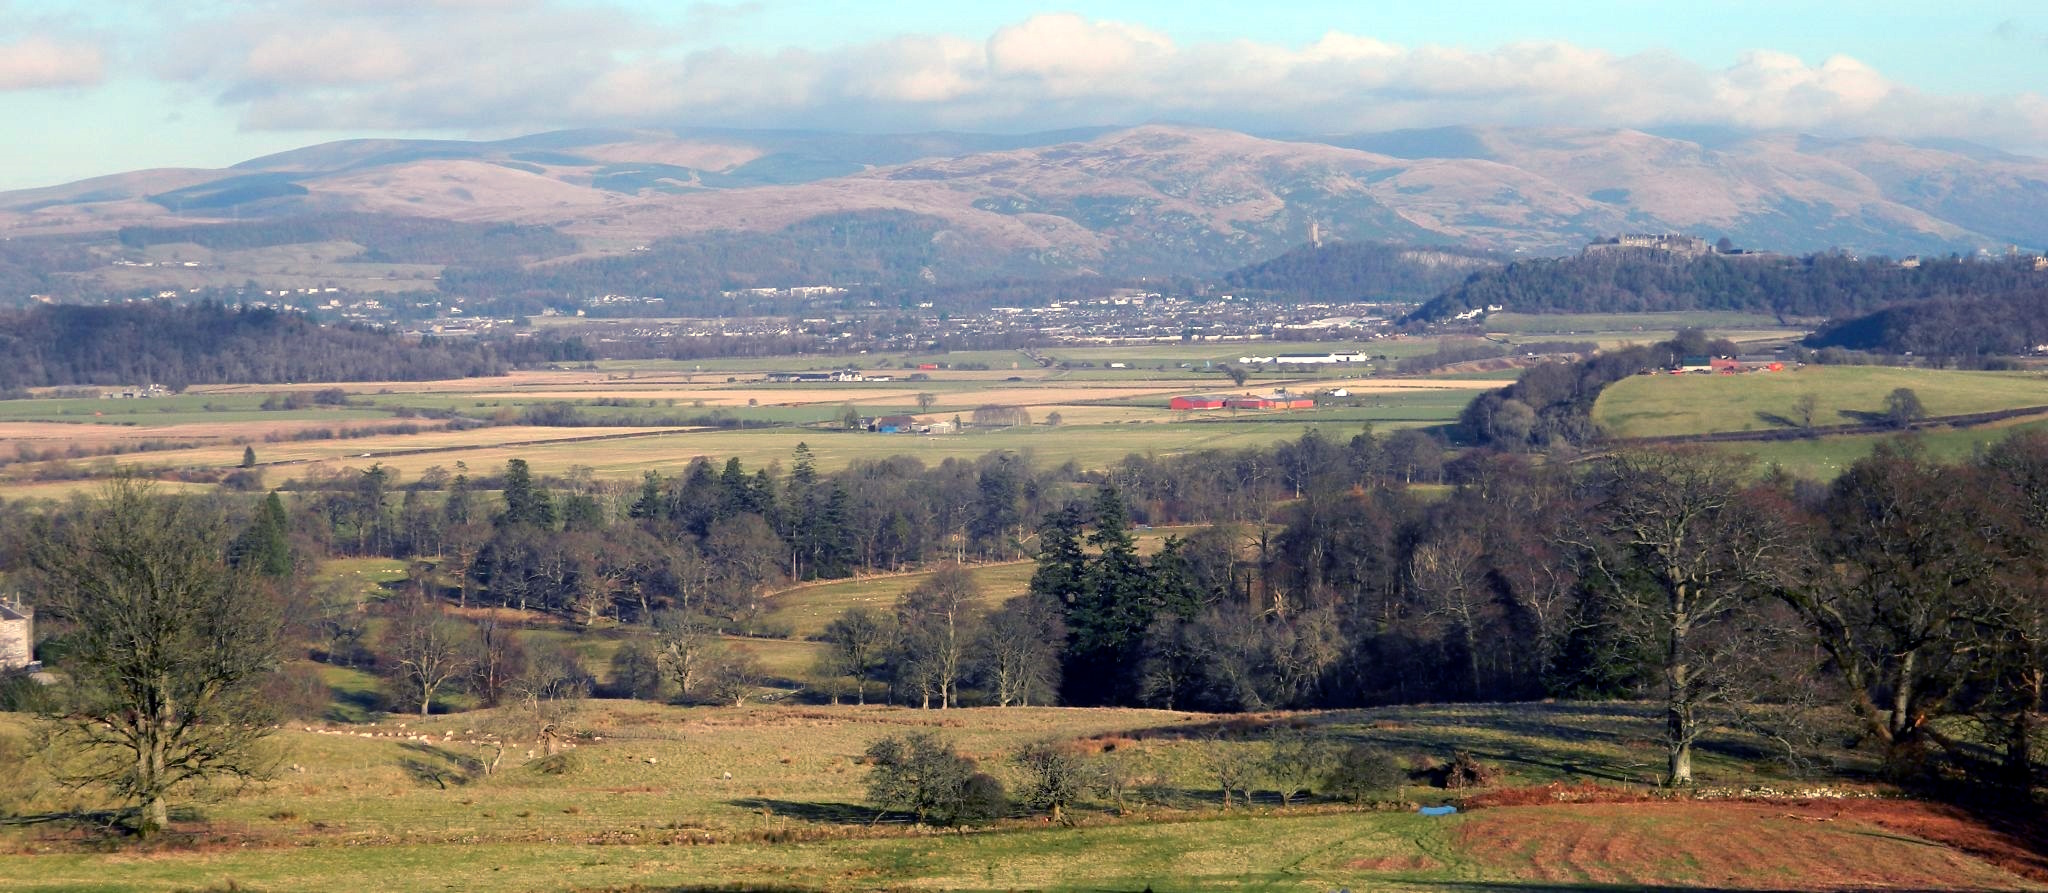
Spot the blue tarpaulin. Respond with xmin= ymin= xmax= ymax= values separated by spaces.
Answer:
xmin=1418 ymin=805 xmax=1458 ymax=816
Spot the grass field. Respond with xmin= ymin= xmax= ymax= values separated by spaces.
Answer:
xmin=2 ymin=699 xmax=2034 ymax=892
xmin=1594 ymin=365 xmax=2048 ymax=439
xmin=1720 ymin=416 xmax=2048 ymax=480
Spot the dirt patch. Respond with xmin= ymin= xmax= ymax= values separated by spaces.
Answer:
xmin=1460 ymin=780 xmax=1662 ymax=808
xmin=1345 ymin=854 xmax=1440 ymax=872
xmin=1453 ymin=800 xmax=2042 ymax=890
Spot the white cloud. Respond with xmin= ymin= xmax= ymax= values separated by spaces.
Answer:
xmin=0 ymin=35 xmax=103 ymax=90
xmin=146 ymin=5 xmax=2048 ymax=153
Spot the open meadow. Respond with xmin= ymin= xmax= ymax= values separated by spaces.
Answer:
xmin=1595 ymin=365 xmax=2048 ymax=439
xmin=2 ymin=699 xmax=2041 ymax=892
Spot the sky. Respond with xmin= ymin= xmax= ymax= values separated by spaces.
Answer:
xmin=3 ymin=0 xmax=2046 ymax=191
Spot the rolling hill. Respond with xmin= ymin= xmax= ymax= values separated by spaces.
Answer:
xmin=2 ymin=124 xmax=2045 ymax=294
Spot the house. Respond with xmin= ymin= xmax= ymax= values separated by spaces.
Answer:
xmin=0 ymin=596 xmax=31 ymax=672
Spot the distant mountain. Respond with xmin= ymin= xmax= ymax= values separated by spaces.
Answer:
xmin=2 ymin=123 xmax=2044 ymax=291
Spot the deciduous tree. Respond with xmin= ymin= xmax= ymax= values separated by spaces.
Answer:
xmin=30 ymin=480 xmax=282 ymax=836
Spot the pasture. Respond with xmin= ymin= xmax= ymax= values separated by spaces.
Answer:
xmin=1 ymin=700 xmax=2036 ymax=892
xmin=1594 ymin=365 xmax=2048 ymax=439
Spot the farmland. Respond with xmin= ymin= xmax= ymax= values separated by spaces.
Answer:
xmin=0 ymin=361 xmax=1502 ymax=500
xmin=1595 ymin=365 xmax=2048 ymax=439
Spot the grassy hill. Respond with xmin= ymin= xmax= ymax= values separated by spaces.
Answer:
xmin=5 ymin=699 xmax=2038 ymax=892
xmin=1593 ymin=365 xmax=2048 ymax=439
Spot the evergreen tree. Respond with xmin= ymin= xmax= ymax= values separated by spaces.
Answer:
xmin=499 ymin=458 xmax=555 ymax=529
xmin=229 ymin=491 xmax=294 ymax=578
xmin=240 ymin=446 xmax=257 ymax=468
xmin=444 ymin=465 xmax=474 ymax=526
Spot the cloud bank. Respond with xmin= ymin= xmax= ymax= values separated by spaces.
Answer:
xmin=117 ymin=5 xmax=2048 ymax=150
xmin=0 ymin=35 xmax=104 ymax=90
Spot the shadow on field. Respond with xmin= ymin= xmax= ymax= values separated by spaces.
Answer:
xmin=725 ymin=797 xmax=891 ymax=825
xmin=398 ymin=741 xmax=482 ymax=789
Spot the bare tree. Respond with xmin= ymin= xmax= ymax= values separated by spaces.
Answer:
xmin=1578 ymin=448 xmax=1788 ymax=785
xmin=381 ymin=591 xmax=475 ymax=717
xmin=916 ymin=392 xmax=936 ymax=412
xmin=971 ymin=594 xmax=1063 ymax=707
xmin=1014 ymin=741 xmax=1089 ymax=825
xmin=704 ymin=646 xmax=763 ymax=706
xmin=1265 ymin=729 xmax=1336 ymax=807
xmin=653 ymin=609 xmax=718 ymax=698
xmin=30 ymin=480 xmax=282 ymax=835
xmin=896 ymin=564 xmax=982 ymax=708
xmin=819 ymin=607 xmax=891 ymax=705
xmin=1408 ymin=531 xmax=1490 ymax=697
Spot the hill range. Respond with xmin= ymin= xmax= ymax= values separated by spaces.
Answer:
xmin=5 ymin=124 xmax=2047 ymax=283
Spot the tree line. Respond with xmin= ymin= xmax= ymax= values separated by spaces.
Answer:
xmin=1805 ymin=286 xmax=2048 ymax=367
xmin=1410 ymin=250 xmax=2048 ymax=322
xmin=0 ymin=302 xmax=595 ymax=390
xmin=10 ymin=422 xmax=2042 ymax=815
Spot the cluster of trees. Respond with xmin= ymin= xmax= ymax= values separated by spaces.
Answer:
xmin=1460 ymin=329 xmax=1740 ymax=449
xmin=1220 ymin=241 xmax=1502 ymax=302
xmin=859 ymin=728 xmax=1410 ymax=827
xmin=1805 ymin=287 xmax=2048 ymax=367
xmin=8 ymin=422 xmax=2044 ymax=834
xmin=0 ymin=303 xmax=591 ymax=390
xmin=1412 ymin=251 xmax=2048 ymax=322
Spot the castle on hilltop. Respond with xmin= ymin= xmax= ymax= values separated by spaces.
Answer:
xmin=1585 ymin=233 xmax=1712 ymax=258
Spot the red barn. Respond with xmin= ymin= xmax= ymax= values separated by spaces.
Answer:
xmin=1171 ymin=395 xmax=1228 ymax=410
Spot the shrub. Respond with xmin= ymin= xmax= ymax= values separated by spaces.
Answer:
xmin=1323 ymin=745 xmax=1406 ymax=803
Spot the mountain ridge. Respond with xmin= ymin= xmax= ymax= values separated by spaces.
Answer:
xmin=4 ymin=124 xmax=2044 ymax=278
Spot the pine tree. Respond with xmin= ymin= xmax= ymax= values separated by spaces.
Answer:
xmin=240 ymin=446 xmax=257 ymax=468
xmin=499 ymin=458 xmax=555 ymax=528
xmin=230 ymin=491 xmax=293 ymax=578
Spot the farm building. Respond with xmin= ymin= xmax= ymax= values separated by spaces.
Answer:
xmin=1224 ymin=395 xmax=1317 ymax=410
xmin=871 ymin=415 xmax=921 ymax=433
xmin=0 ymin=596 xmax=31 ymax=672
xmin=1176 ymin=392 xmax=1315 ymax=410
xmin=1709 ymin=357 xmax=1788 ymax=374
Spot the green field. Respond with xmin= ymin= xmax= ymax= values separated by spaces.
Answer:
xmin=1721 ymin=417 xmax=2048 ymax=480
xmin=1594 ymin=365 xmax=2048 ymax=439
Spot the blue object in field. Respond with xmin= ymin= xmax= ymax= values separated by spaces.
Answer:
xmin=1418 ymin=805 xmax=1458 ymax=816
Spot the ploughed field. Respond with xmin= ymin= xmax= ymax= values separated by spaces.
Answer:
xmin=1 ymin=701 xmax=2041 ymax=892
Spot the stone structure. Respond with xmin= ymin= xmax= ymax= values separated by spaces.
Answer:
xmin=0 ymin=596 xmax=32 ymax=671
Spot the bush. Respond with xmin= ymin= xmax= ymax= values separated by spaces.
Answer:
xmin=1323 ymin=745 xmax=1406 ymax=803
xmin=864 ymin=731 xmax=1005 ymax=826
xmin=260 ymin=663 xmax=334 ymax=721
xmin=0 ymin=670 xmax=58 ymax=714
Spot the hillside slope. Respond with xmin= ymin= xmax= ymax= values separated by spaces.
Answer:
xmin=3 ymin=124 xmax=2045 ymax=284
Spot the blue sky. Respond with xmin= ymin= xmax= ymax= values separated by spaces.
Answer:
xmin=3 ymin=1 xmax=2045 ymax=191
